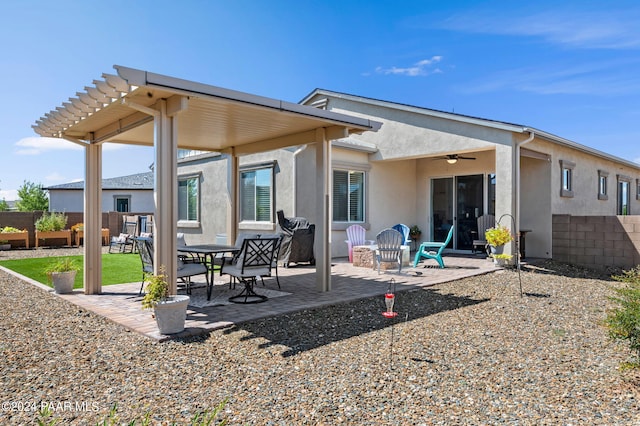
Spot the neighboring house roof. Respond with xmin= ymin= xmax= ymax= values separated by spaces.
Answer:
xmin=45 ymin=172 xmax=154 ymax=190
xmin=301 ymin=89 xmax=640 ymax=171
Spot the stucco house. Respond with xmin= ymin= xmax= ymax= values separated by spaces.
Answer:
xmin=47 ymin=171 xmax=155 ymax=213
xmin=177 ymin=89 xmax=640 ymax=263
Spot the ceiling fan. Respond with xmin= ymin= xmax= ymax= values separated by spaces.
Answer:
xmin=433 ymin=154 xmax=476 ymax=164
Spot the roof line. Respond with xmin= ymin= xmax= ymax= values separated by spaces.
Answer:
xmin=115 ymin=66 xmax=381 ymax=132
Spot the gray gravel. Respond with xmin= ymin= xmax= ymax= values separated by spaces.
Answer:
xmin=0 ymin=247 xmax=638 ymax=424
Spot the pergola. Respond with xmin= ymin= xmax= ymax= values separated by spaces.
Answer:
xmin=33 ymin=65 xmax=380 ymax=295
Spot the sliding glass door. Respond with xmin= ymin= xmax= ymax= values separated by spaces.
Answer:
xmin=431 ymin=174 xmax=485 ymax=250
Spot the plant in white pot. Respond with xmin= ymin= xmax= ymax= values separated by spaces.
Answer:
xmin=141 ymin=266 xmax=190 ymax=335
xmin=485 ymin=225 xmax=513 ymax=255
xmin=45 ymin=258 xmax=79 ymax=294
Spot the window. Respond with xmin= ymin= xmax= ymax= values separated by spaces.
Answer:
xmin=560 ymin=160 xmax=575 ymax=198
xmin=598 ymin=170 xmax=609 ymax=200
xmin=114 ymin=196 xmax=130 ymax=212
xmin=178 ymin=175 xmax=199 ymax=222
xmin=617 ymin=175 xmax=631 ymax=215
xmin=637 ymin=179 xmax=640 ymax=200
xmin=333 ymin=170 xmax=365 ymax=222
xmin=240 ymin=166 xmax=273 ymax=222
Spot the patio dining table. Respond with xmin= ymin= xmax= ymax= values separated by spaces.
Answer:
xmin=177 ymin=243 xmax=239 ymax=300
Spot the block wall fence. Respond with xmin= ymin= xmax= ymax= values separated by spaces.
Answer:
xmin=0 ymin=212 xmax=152 ymax=248
xmin=552 ymin=215 xmax=640 ymax=270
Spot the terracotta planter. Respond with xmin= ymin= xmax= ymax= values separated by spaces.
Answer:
xmin=153 ymin=295 xmax=190 ymax=334
xmin=0 ymin=231 xmax=29 ymax=249
xmin=35 ymin=230 xmax=72 ymax=248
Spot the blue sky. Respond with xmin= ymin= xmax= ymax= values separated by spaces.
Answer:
xmin=1 ymin=0 xmax=639 ymax=201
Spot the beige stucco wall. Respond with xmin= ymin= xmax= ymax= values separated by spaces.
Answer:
xmin=526 ymin=139 xmax=640 ymax=216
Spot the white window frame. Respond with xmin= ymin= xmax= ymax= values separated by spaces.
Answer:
xmin=177 ymin=173 xmax=201 ymax=226
xmin=560 ymin=160 xmax=575 ymax=198
xmin=598 ymin=170 xmax=609 ymax=200
xmin=332 ymin=161 xmax=371 ymax=229
xmin=239 ymin=162 xmax=276 ymax=227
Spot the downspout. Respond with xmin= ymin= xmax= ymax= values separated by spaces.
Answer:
xmin=515 ymin=130 xmax=535 ymax=246
xmin=292 ymin=145 xmax=308 ymax=217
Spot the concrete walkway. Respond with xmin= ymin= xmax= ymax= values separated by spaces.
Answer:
xmin=17 ymin=254 xmax=500 ymax=341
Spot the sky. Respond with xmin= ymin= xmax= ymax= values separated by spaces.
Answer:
xmin=1 ymin=0 xmax=639 ymax=201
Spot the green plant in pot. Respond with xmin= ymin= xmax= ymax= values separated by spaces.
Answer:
xmin=409 ymin=225 xmax=422 ymax=239
xmin=141 ymin=266 xmax=190 ymax=335
xmin=45 ymin=258 xmax=79 ymax=294
xmin=485 ymin=225 xmax=513 ymax=255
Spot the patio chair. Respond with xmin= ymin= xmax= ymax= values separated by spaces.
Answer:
xmin=109 ymin=218 xmax=137 ymax=253
xmin=392 ymin=223 xmax=412 ymax=245
xmin=413 ymin=225 xmax=455 ymax=268
xmin=258 ymin=233 xmax=284 ymax=288
xmin=471 ymin=214 xmax=495 ymax=254
xmin=220 ymin=236 xmax=279 ymax=304
xmin=375 ymin=228 xmax=404 ymax=274
xmin=345 ymin=224 xmax=374 ymax=263
xmin=134 ymin=236 xmax=209 ymax=296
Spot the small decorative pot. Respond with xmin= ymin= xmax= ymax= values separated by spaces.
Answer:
xmin=153 ymin=295 xmax=190 ymax=334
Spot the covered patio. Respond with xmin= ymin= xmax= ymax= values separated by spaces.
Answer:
xmin=33 ymin=65 xmax=381 ymax=296
xmin=20 ymin=254 xmax=499 ymax=340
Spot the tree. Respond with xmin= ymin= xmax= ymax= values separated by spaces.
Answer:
xmin=0 ymin=199 xmax=8 ymax=212
xmin=15 ymin=180 xmax=48 ymax=212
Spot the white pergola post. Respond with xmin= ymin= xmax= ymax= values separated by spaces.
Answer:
xmin=315 ymin=128 xmax=332 ymax=292
xmin=154 ymin=99 xmax=177 ymax=293
xmin=226 ymin=148 xmax=238 ymax=245
xmin=84 ymin=142 xmax=102 ymax=294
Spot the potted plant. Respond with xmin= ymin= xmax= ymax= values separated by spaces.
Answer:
xmin=409 ymin=225 xmax=422 ymax=240
xmin=35 ymin=212 xmax=71 ymax=248
xmin=485 ymin=225 xmax=513 ymax=255
xmin=141 ymin=266 xmax=190 ymax=335
xmin=45 ymin=258 xmax=79 ymax=294
xmin=0 ymin=226 xmax=29 ymax=249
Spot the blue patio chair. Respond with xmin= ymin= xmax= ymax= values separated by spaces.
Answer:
xmin=413 ymin=226 xmax=455 ymax=268
xmin=392 ymin=223 xmax=411 ymax=245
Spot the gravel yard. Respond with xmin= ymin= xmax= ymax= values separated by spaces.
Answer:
xmin=0 ymin=247 xmax=638 ymax=424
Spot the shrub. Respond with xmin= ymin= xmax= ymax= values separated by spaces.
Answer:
xmin=35 ymin=211 xmax=68 ymax=232
xmin=1 ymin=226 xmax=25 ymax=233
xmin=605 ymin=266 xmax=640 ymax=368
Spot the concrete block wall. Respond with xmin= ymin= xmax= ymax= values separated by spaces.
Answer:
xmin=552 ymin=215 xmax=640 ymax=269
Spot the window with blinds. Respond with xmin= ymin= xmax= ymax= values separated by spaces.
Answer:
xmin=178 ymin=176 xmax=199 ymax=221
xmin=240 ymin=167 xmax=273 ymax=222
xmin=333 ymin=170 xmax=364 ymax=222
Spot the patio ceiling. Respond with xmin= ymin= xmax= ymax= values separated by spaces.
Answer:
xmin=33 ymin=65 xmax=381 ymax=296
xmin=33 ymin=65 xmax=380 ymax=153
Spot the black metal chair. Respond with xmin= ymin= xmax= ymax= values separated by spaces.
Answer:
xmin=134 ymin=237 xmax=209 ymax=296
xmin=220 ymin=236 xmax=279 ymax=304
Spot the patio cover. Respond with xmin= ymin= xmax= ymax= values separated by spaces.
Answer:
xmin=33 ymin=65 xmax=381 ymax=295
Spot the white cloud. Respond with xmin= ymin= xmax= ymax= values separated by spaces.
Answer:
xmin=44 ymin=172 xmax=70 ymax=183
xmin=0 ymin=189 xmax=18 ymax=201
xmin=15 ymin=136 xmax=83 ymax=155
xmin=439 ymin=8 xmax=640 ymax=50
xmin=375 ymin=56 xmax=443 ymax=77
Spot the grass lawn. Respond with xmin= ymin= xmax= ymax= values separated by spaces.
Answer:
xmin=0 ymin=254 xmax=141 ymax=289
